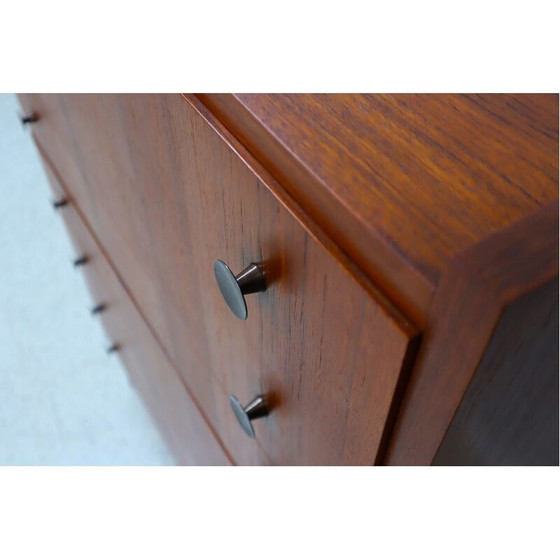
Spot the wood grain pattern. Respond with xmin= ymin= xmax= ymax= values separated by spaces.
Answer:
xmin=182 ymin=95 xmax=419 ymax=465
xmin=23 ymin=94 xmax=419 ymax=465
xmin=40 ymin=155 xmax=232 ymax=466
xmin=433 ymin=279 xmax=559 ymax=466
xmin=194 ymin=93 xmax=559 ymax=465
xmin=385 ymin=202 xmax=559 ymax=465
xmin=19 ymin=93 xmax=558 ymax=466
xmin=198 ymin=94 xmax=559 ymax=326
xmin=26 ymin=94 xmax=266 ymax=465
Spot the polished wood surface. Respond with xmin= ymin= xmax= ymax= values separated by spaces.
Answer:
xmin=182 ymin=95 xmax=419 ymax=465
xmin=198 ymin=94 xmax=558 ymax=326
xmin=25 ymin=95 xmax=265 ymax=465
xmin=23 ymin=94 xmax=419 ymax=465
xmin=198 ymin=94 xmax=559 ymax=465
xmin=433 ymin=279 xmax=559 ymax=465
xmin=40 ymin=156 xmax=231 ymax=466
xmin=385 ymin=202 xmax=559 ymax=465
xmin=19 ymin=93 xmax=559 ymax=466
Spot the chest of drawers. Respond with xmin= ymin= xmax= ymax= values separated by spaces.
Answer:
xmin=19 ymin=94 xmax=559 ymax=465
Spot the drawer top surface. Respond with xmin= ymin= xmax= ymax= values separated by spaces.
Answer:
xmin=200 ymin=94 xmax=558 ymax=318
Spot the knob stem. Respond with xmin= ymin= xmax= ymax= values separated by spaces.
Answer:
xmin=244 ymin=396 xmax=270 ymax=421
xmin=235 ymin=263 xmax=266 ymax=295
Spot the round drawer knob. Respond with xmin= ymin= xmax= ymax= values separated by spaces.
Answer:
xmin=52 ymin=197 xmax=68 ymax=209
xmin=73 ymin=255 xmax=89 ymax=267
xmin=229 ymin=395 xmax=270 ymax=439
xmin=19 ymin=110 xmax=39 ymax=126
xmin=91 ymin=303 xmax=107 ymax=315
xmin=214 ymin=260 xmax=266 ymax=320
xmin=106 ymin=343 xmax=120 ymax=355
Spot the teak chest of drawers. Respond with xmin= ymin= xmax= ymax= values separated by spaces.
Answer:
xmin=19 ymin=94 xmax=559 ymax=466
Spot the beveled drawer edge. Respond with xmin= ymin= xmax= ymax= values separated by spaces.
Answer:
xmin=193 ymin=94 xmax=434 ymax=328
xmin=183 ymin=94 xmax=419 ymax=340
xmin=183 ymin=95 xmax=423 ymax=466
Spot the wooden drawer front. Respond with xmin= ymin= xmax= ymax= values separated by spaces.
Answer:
xmin=41 ymin=162 xmax=231 ymax=466
xmin=179 ymin=100 xmax=419 ymax=465
xmin=26 ymin=94 xmax=418 ymax=465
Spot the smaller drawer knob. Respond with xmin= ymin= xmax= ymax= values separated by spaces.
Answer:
xmin=106 ymin=343 xmax=120 ymax=355
xmin=229 ymin=395 xmax=270 ymax=439
xmin=19 ymin=111 xmax=39 ymax=126
xmin=73 ymin=255 xmax=89 ymax=267
xmin=91 ymin=303 xmax=107 ymax=315
xmin=52 ymin=197 xmax=68 ymax=210
xmin=214 ymin=260 xmax=266 ymax=320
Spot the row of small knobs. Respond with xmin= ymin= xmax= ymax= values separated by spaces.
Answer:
xmin=50 ymin=191 xmax=119 ymax=356
xmin=30 ymin=107 xmax=268 ymax=439
xmin=24 ymin=107 xmax=118 ymax=355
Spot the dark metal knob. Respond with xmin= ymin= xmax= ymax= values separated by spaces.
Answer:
xmin=106 ymin=343 xmax=120 ymax=355
xmin=73 ymin=255 xmax=89 ymax=267
xmin=214 ymin=260 xmax=266 ymax=320
xmin=19 ymin=111 xmax=39 ymax=126
xmin=52 ymin=197 xmax=68 ymax=209
xmin=229 ymin=395 xmax=270 ymax=439
xmin=91 ymin=303 xmax=106 ymax=315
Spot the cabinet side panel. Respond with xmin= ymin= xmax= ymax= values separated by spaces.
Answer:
xmin=434 ymin=279 xmax=559 ymax=466
xmin=386 ymin=202 xmax=558 ymax=465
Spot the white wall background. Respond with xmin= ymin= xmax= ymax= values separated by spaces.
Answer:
xmin=0 ymin=93 xmax=175 ymax=465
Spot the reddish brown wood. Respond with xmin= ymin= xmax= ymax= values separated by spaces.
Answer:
xmin=19 ymin=93 xmax=558 ymax=466
xmin=385 ymin=202 xmax=559 ymax=465
xmin=198 ymin=94 xmax=558 ymax=327
xmin=25 ymin=95 xmax=267 ymax=465
xmin=433 ymin=279 xmax=558 ymax=465
xmin=183 ymin=95 xmax=420 ymax=465
xmin=24 ymin=94 xmax=419 ymax=465
xmin=40 ymin=157 xmax=232 ymax=466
